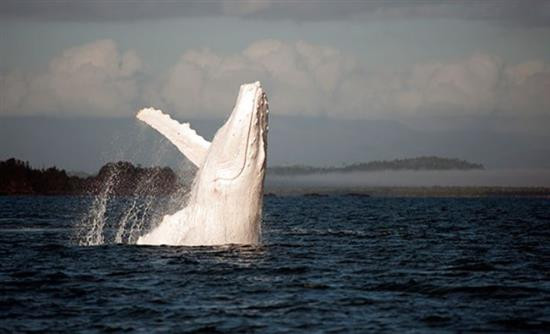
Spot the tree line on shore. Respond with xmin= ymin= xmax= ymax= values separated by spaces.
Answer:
xmin=0 ymin=158 xmax=180 ymax=196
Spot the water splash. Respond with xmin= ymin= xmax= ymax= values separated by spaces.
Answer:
xmin=76 ymin=129 xmax=195 ymax=246
xmin=77 ymin=167 xmax=193 ymax=246
xmin=115 ymin=167 xmax=163 ymax=244
xmin=77 ymin=166 xmax=119 ymax=246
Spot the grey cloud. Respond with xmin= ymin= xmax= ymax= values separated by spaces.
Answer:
xmin=150 ymin=40 xmax=550 ymax=120
xmin=0 ymin=0 xmax=220 ymax=21
xmin=1 ymin=0 xmax=549 ymax=26
xmin=146 ymin=39 xmax=360 ymax=118
xmin=2 ymin=39 xmax=549 ymax=123
xmin=1 ymin=39 xmax=142 ymax=117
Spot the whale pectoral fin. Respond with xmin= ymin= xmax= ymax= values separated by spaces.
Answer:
xmin=137 ymin=108 xmax=211 ymax=167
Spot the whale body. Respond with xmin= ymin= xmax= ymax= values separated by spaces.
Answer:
xmin=136 ymin=82 xmax=269 ymax=246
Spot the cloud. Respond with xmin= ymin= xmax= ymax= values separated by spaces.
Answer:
xmin=394 ymin=54 xmax=503 ymax=114
xmin=501 ymin=61 xmax=550 ymax=114
xmin=146 ymin=39 xmax=358 ymax=118
xmin=2 ymin=0 xmax=549 ymax=27
xmin=221 ymin=0 xmax=272 ymax=16
xmin=1 ymin=39 xmax=142 ymax=116
xmin=2 ymin=39 xmax=549 ymax=121
xmin=148 ymin=40 xmax=550 ymax=120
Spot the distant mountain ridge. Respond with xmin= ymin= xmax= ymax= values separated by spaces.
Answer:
xmin=268 ymin=156 xmax=484 ymax=176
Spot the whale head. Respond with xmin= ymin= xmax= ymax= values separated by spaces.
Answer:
xmin=201 ymin=81 xmax=269 ymax=185
xmin=177 ymin=81 xmax=268 ymax=244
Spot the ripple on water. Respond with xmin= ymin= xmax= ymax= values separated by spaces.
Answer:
xmin=0 ymin=196 xmax=549 ymax=332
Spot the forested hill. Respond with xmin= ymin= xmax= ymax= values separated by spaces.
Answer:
xmin=268 ymin=156 xmax=484 ymax=176
xmin=0 ymin=158 xmax=180 ymax=196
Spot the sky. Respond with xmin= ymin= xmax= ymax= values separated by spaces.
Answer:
xmin=1 ymin=0 xmax=550 ymax=173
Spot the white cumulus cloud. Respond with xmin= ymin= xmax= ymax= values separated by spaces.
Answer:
xmin=1 ymin=39 xmax=142 ymax=117
xmin=2 ymin=38 xmax=549 ymax=121
xmin=147 ymin=39 xmax=360 ymax=118
xmin=147 ymin=39 xmax=550 ymax=120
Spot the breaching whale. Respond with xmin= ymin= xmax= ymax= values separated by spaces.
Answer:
xmin=136 ymin=82 xmax=268 ymax=246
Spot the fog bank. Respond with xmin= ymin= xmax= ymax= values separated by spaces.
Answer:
xmin=267 ymin=169 xmax=550 ymax=188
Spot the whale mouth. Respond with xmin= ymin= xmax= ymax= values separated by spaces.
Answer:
xmin=214 ymin=82 xmax=266 ymax=181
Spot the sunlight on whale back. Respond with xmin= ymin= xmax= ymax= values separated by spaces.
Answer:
xmin=136 ymin=82 xmax=269 ymax=246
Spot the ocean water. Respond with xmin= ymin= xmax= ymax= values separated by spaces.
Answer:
xmin=1 ymin=195 xmax=549 ymax=332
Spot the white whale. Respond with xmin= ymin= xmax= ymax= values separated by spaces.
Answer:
xmin=135 ymin=82 xmax=269 ymax=246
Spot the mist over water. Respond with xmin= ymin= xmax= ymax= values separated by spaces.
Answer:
xmin=268 ymin=169 xmax=550 ymax=188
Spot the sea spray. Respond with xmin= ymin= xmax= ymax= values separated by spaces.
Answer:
xmin=77 ymin=166 xmax=119 ymax=246
xmin=120 ymin=148 xmax=194 ymax=244
xmin=77 ymin=165 xmax=193 ymax=246
xmin=135 ymin=171 xmax=199 ymax=245
xmin=116 ymin=168 xmax=164 ymax=243
xmin=77 ymin=129 xmax=194 ymax=246
xmin=121 ymin=139 xmax=170 ymax=243
xmin=126 ymin=194 xmax=156 ymax=243
xmin=114 ymin=199 xmax=139 ymax=244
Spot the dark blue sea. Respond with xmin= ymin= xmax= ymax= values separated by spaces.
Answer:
xmin=1 ymin=195 xmax=549 ymax=333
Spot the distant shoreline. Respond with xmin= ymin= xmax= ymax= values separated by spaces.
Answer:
xmin=265 ymin=186 xmax=550 ymax=198
xmin=2 ymin=157 xmax=549 ymax=198
xmin=1 ymin=186 xmax=549 ymax=198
